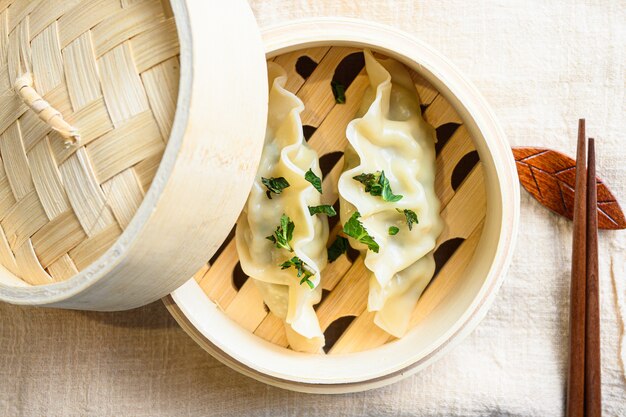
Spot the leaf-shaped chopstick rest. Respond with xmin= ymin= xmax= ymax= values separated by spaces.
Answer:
xmin=513 ymin=147 xmax=626 ymax=230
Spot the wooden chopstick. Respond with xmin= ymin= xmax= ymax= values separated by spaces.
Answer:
xmin=566 ymin=119 xmax=587 ymax=417
xmin=566 ymin=123 xmax=603 ymax=417
xmin=585 ymin=138 xmax=601 ymax=417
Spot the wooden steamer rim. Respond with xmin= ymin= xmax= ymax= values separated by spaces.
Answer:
xmin=167 ymin=18 xmax=520 ymax=393
xmin=0 ymin=0 xmax=268 ymax=310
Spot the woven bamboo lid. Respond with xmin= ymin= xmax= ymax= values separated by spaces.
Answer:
xmin=0 ymin=0 xmax=268 ymax=309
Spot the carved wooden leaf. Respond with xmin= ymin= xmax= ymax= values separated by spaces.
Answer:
xmin=512 ymin=147 xmax=626 ymax=230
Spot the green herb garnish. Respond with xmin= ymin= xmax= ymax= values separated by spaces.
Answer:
xmin=397 ymin=208 xmax=419 ymax=231
xmin=266 ymin=214 xmax=295 ymax=251
xmin=379 ymin=171 xmax=403 ymax=202
xmin=261 ymin=176 xmax=290 ymax=199
xmin=327 ymin=236 xmax=349 ymax=263
xmin=300 ymin=276 xmax=315 ymax=289
xmin=308 ymin=205 xmax=337 ymax=217
xmin=353 ymin=173 xmax=382 ymax=196
xmin=343 ymin=212 xmax=379 ymax=253
xmin=331 ymin=81 xmax=346 ymax=104
xmin=353 ymin=170 xmax=403 ymax=202
xmin=304 ymin=169 xmax=322 ymax=194
xmin=280 ymin=256 xmax=315 ymax=289
xmin=388 ymin=226 xmax=400 ymax=235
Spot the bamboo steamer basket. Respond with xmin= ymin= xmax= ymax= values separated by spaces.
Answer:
xmin=0 ymin=0 xmax=268 ymax=310
xmin=165 ymin=19 xmax=520 ymax=393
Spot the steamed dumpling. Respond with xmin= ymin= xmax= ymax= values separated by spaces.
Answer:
xmin=337 ymin=50 xmax=443 ymax=337
xmin=236 ymin=62 xmax=329 ymax=353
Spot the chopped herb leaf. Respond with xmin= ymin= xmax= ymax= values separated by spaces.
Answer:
xmin=331 ymin=81 xmax=346 ymax=104
xmin=279 ymin=256 xmax=306 ymax=275
xmin=300 ymin=276 xmax=315 ymax=289
xmin=308 ymin=204 xmax=337 ymax=217
xmin=353 ymin=173 xmax=382 ymax=196
xmin=353 ymin=170 xmax=403 ymax=202
xmin=343 ymin=212 xmax=379 ymax=253
xmin=397 ymin=208 xmax=419 ymax=231
xmin=266 ymin=214 xmax=295 ymax=251
xmin=388 ymin=226 xmax=400 ymax=235
xmin=379 ymin=171 xmax=403 ymax=202
xmin=261 ymin=176 xmax=290 ymax=199
xmin=280 ymin=256 xmax=315 ymax=289
xmin=327 ymin=236 xmax=349 ymax=263
xmin=304 ymin=169 xmax=323 ymax=194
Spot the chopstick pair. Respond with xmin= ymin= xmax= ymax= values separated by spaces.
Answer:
xmin=566 ymin=119 xmax=601 ymax=417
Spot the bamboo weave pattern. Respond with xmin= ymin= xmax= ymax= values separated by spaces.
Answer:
xmin=0 ymin=0 xmax=179 ymax=284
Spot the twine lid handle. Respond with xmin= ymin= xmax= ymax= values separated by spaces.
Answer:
xmin=13 ymin=73 xmax=80 ymax=148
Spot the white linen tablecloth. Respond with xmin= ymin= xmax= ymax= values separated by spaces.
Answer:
xmin=0 ymin=1 xmax=624 ymax=416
